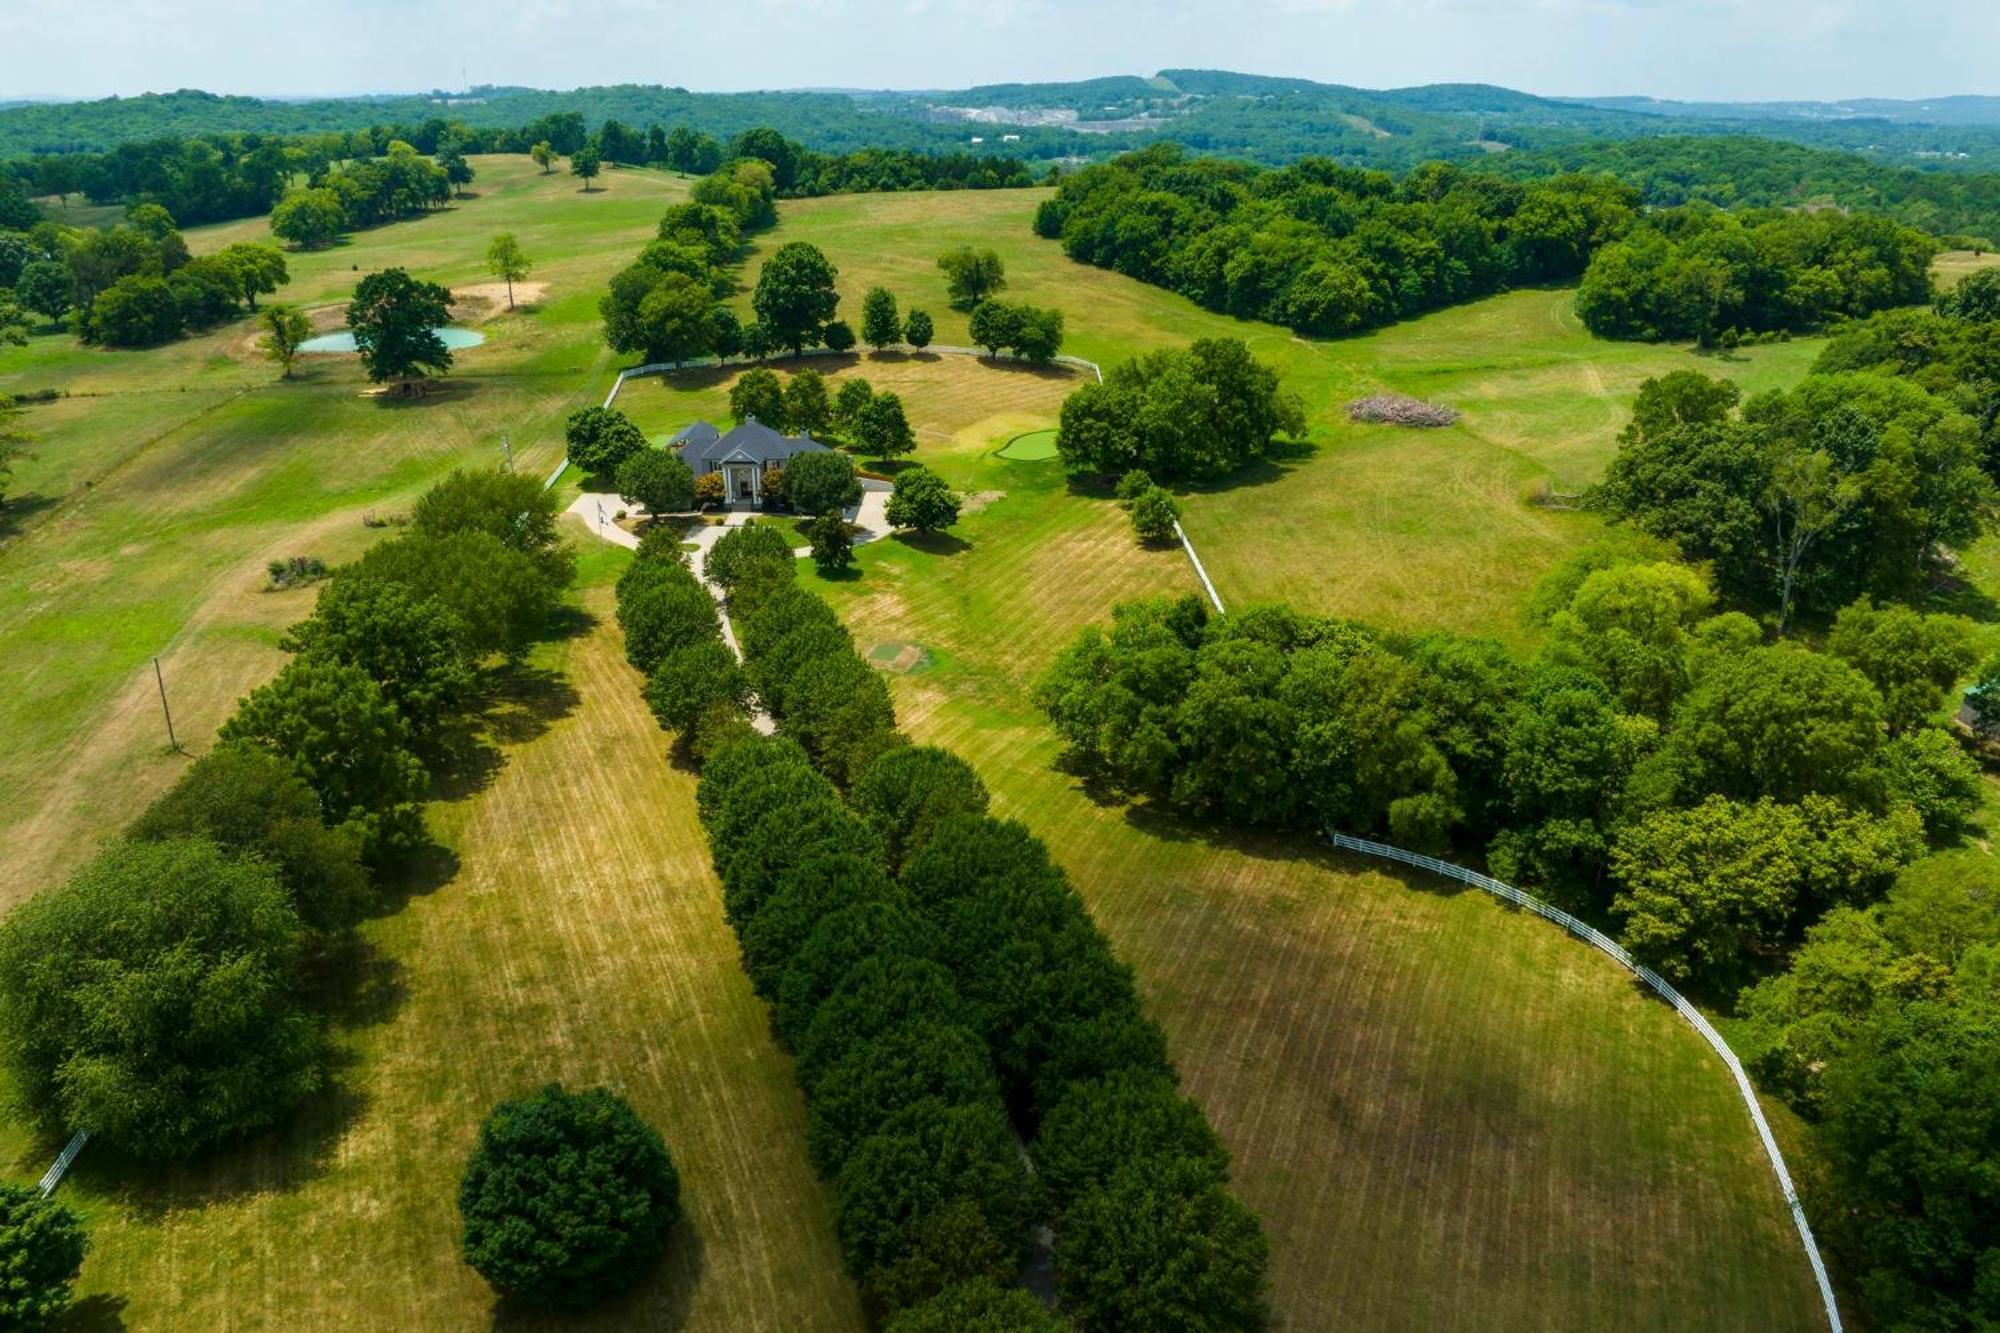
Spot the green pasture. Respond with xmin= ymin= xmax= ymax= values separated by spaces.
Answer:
xmin=0 ymin=167 xmax=1900 ymax=1329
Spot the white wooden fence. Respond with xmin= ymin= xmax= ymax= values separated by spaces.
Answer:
xmin=1325 ymin=830 xmax=1843 ymax=1333
xmin=38 ymin=1128 xmax=89 ymax=1197
xmin=1173 ymin=518 xmax=1226 ymax=614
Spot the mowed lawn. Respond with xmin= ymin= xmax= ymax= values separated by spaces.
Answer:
xmin=685 ymin=188 xmax=1832 ymax=643
xmin=0 ymin=551 xmax=864 ymax=1330
xmin=0 ymin=175 xmax=1851 ymax=1329
xmin=0 ymin=159 xmax=866 ymax=1329
xmin=0 ymin=154 xmax=678 ymax=909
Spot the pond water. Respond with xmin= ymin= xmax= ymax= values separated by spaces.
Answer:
xmin=298 ymin=327 xmax=487 ymax=354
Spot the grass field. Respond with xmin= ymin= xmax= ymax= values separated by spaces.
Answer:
xmin=0 ymin=155 xmax=678 ymax=909
xmin=0 ymin=549 xmax=865 ymax=1330
xmin=0 ymin=167 xmax=1864 ymax=1328
xmin=683 ymin=188 xmax=1828 ymax=645
xmin=0 ymin=158 xmax=868 ymax=1329
xmin=1935 ymin=247 xmax=2000 ymax=290
xmin=792 ymin=381 xmax=1823 ymax=1330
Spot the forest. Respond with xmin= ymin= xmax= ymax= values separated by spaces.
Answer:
xmin=10 ymin=73 xmax=2000 ymax=175
xmin=1037 ymin=145 xmax=1942 ymax=342
xmin=0 ymin=119 xmax=1033 ymax=235
xmin=1490 ymin=136 xmax=2000 ymax=245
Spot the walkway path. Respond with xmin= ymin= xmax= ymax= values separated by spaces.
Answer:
xmin=564 ymin=479 xmax=894 ymax=739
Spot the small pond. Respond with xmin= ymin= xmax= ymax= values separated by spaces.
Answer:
xmin=298 ymin=327 xmax=487 ymax=354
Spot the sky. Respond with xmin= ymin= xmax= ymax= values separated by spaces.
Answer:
xmin=1 ymin=0 xmax=1995 ymax=104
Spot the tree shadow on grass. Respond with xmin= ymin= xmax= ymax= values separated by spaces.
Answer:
xmin=892 ymin=529 xmax=971 ymax=557
xmin=80 ymin=1058 xmax=373 ymax=1219
xmin=0 ymin=492 xmax=60 ymax=542
xmin=489 ymin=1221 xmax=703 ymax=1332
xmin=428 ymin=657 xmax=585 ymax=802
xmin=367 ymin=378 xmax=483 ymax=408
xmin=370 ymin=841 xmax=461 ymax=917
xmin=307 ymin=933 xmax=409 ymax=1032
xmin=1921 ymin=571 xmax=2000 ymax=624
xmin=1117 ymin=799 xmax=1420 ymax=879
xmin=51 ymin=1294 xmax=129 ymax=1332
xmin=965 ymin=356 xmax=1086 ymax=385
xmin=1179 ymin=442 xmax=1318 ymax=498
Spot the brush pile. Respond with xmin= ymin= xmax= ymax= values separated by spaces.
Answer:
xmin=1347 ymin=394 xmax=1459 ymax=427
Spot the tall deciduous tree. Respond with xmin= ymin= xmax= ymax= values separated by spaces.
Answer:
xmin=0 ymin=838 xmax=322 ymax=1159
xmin=834 ymin=377 xmax=874 ymax=436
xmin=857 ymin=391 xmax=915 ymax=459
xmin=903 ymin=308 xmax=934 ymax=352
xmin=128 ymin=741 xmax=372 ymax=931
xmin=785 ymin=449 xmax=861 ymax=515
xmin=729 ymin=367 xmax=787 ymax=429
xmin=752 ymin=242 xmax=840 ymax=357
xmin=484 ymin=232 xmax=531 ymax=309
xmin=569 ymin=144 xmax=602 ymax=191
xmin=459 ymin=1084 xmax=681 ymax=1309
xmin=564 ymin=405 xmax=647 ymax=477
xmin=783 ymin=369 xmax=832 ymax=437
xmin=17 ymin=259 xmax=72 ymax=326
xmin=283 ymin=576 xmax=475 ymax=746
xmin=530 ymin=140 xmax=556 ymax=174
xmin=884 ymin=466 xmax=960 ymax=535
xmin=860 ymin=286 xmax=901 ymax=351
xmin=346 ymin=267 xmax=455 ymax=392
xmin=222 ymin=656 xmax=430 ymax=861
xmin=261 ymin=303 xmax=312 ymax=379
xmin=937 ymin=246 xmax=1005 ymax=309
xmin=616 ymin=449 xmax=696 ymax=517
xmin=269 ymin=187 xmax=345 ymax=249
xmin=808 ymin=509 xmax=854 ymax=573
xmin=216 ymin=242 xmax=288 ymax=309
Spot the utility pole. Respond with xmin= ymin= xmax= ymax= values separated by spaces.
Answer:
xmin=501 ymin=432 xmax=513 ymax=472
xmin=153 ymin=656 xmax=182 ymax=753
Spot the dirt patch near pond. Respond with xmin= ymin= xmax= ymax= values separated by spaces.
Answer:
xmin=451 ymin=282 xmax=549 ymax=320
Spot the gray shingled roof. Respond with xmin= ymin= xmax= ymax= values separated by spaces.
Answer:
xmin=673 ymin=417 xmax=830 ymax=472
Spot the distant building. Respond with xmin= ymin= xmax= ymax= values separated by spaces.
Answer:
xmin=1001 ymin=133 xmax=1021 ymax=142
xmin=970 ymin=135 xmax=985 ymax=144
xmin=670 ymin=417 xmax=831 ymax=505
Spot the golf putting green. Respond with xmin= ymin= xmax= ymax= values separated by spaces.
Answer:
xmin=996 ymin=428 xmax=1059 ymax=461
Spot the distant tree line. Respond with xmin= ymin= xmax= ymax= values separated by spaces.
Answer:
xmin=12 ymin=80 xmax=2000 ymax=181
xmin=609 ymin=529 xmax=1269 ymax=1327
xmin=1 ymin=119 xmax=1033 ymax=237
xmin=1037 ymin=143 xmax=1951 ymax=344
xmin=1035 ymin=143 xmax=1641 ymax=336
xmin=1489 ymin=135 xmax=2000 ymax=248
xmin=0 ymin=198 xmax=291 ymax=347
xmin=1036 ymin=572 xmax=1975 ymax=989
xmin=1575 ymin=206 xmax=1936 ymax=343
xmin=0 ymin=469 xmax=574 ymax=1166
xmin=1595 ymin=367 xmax=1995 ymax=629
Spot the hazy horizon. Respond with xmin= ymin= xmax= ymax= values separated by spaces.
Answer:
xmin=2 ymin=0 xmax=1995 ymax=107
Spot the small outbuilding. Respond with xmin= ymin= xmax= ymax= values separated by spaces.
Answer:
xmin=670 ymin=417 xmax=831 ymax=505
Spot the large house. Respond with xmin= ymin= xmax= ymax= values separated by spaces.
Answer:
xmin=670 ymin=417 xmax=832 ymax=506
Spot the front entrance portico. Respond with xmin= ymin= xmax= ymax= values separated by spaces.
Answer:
xmin=724 ymin=461 xmax=760 ymax=504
